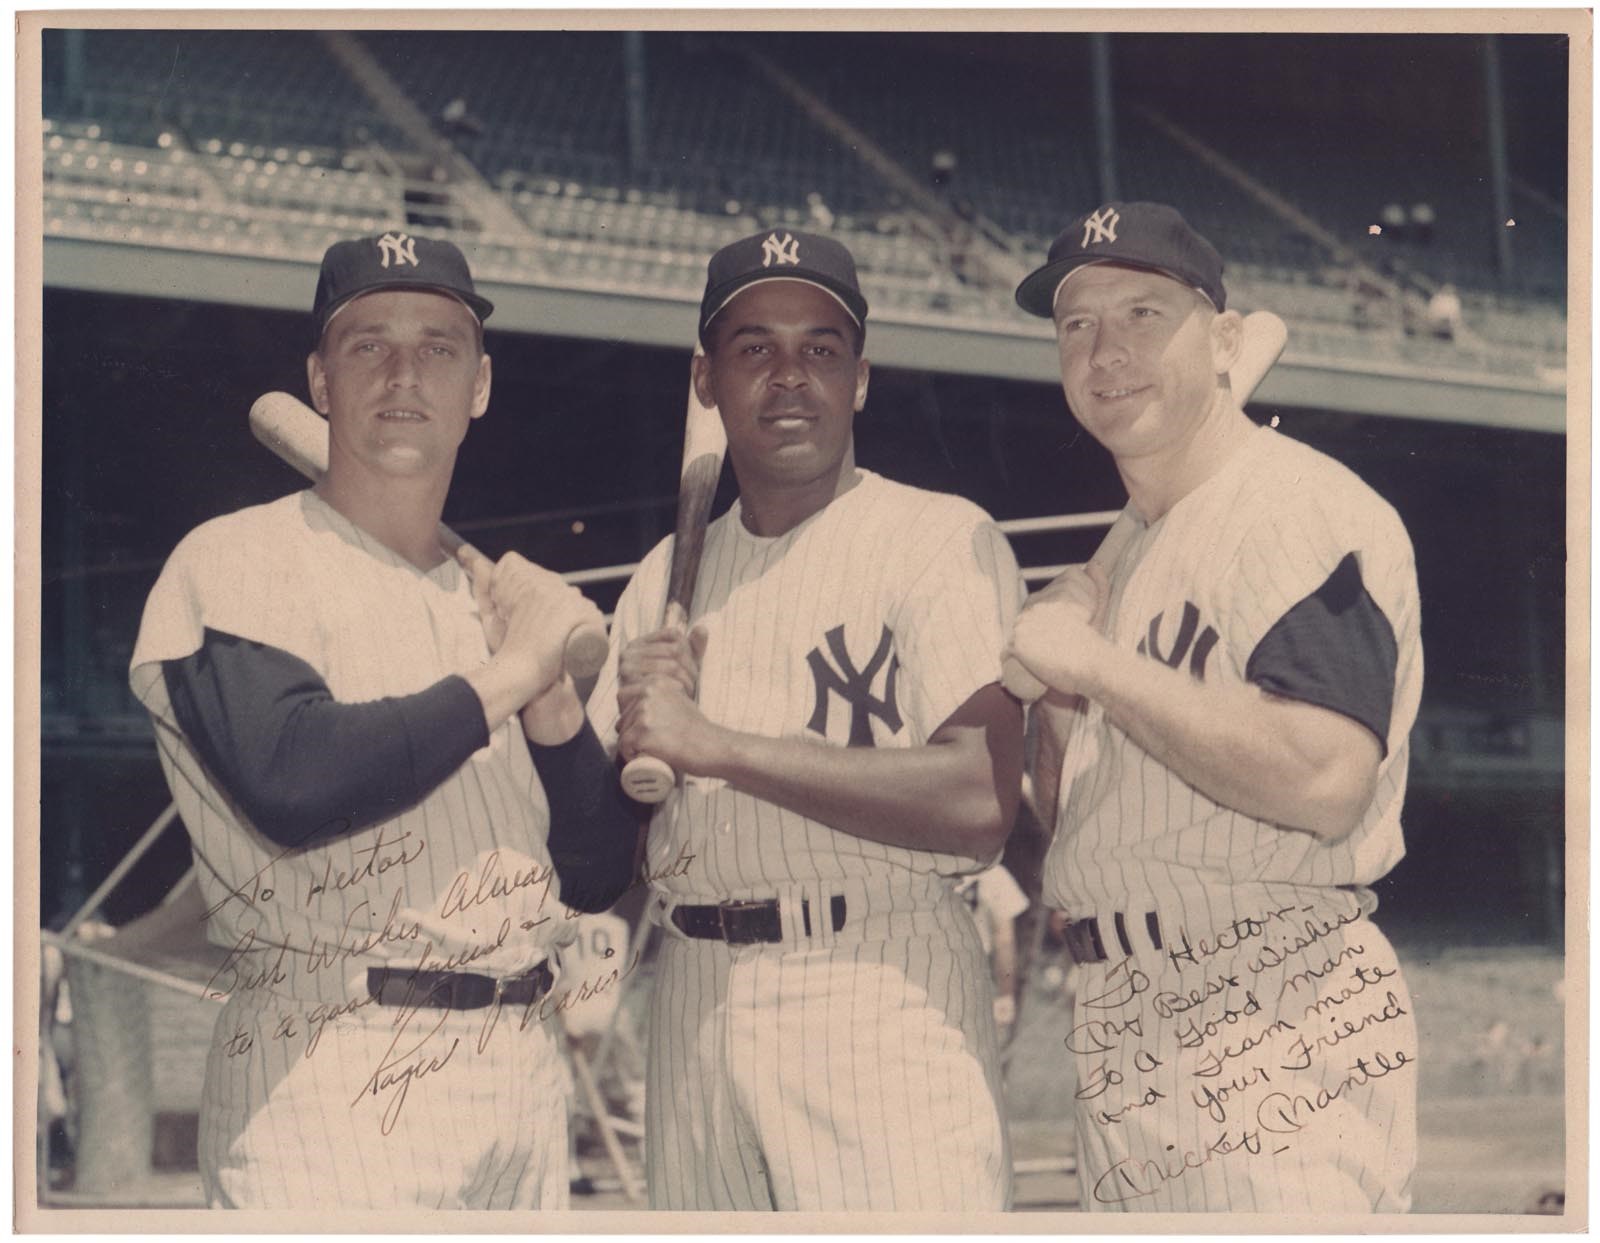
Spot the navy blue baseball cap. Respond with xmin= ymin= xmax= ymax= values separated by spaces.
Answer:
xmin=312 ymin=232 xmax=494 ymax=336
xmin=1015 ymin=202 xmax=1227 ymax=318
xmin=698 ymin=229 xmax=869 ymax=344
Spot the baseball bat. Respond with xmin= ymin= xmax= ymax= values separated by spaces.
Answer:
xmin=618 ymin=345 xmax=727 ymax=803
xmin=248 ymin=391 xmax=611 ymax=681
xmin=1001 ymin=310 xmax=1289 ymax=702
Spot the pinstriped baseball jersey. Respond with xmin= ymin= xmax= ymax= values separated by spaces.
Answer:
xmin=1042 ymin=426 xmax=1422 ymax=917
xmin=1039 ymin=426 xmax=1422 ymax=1212
xmin=590 ymin=468 xmax=1022 ymax=1211
xmin=131 ymin=491 xmax=571 ymax=1000
xmin=130 ymin=489 xmax=576 ymax=1206
xmin=589 ymin=469 xmax=1026 ymax=896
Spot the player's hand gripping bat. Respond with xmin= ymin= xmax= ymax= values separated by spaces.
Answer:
xmin=617 ymin=345 xmax=726 ymax=804
xmin=1001 ymin=309 xmax=1290 ymax=702
xmin=248 ymin=391 xmax=611 ymax=680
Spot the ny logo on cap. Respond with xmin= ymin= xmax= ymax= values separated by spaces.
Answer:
xmin=761 ymin=231 xmax=801 ymax=268
xmin=1081 ymin=207 xmax=1120 ymax=248
xmin=378 ymin=232 xmax=419 ymax=269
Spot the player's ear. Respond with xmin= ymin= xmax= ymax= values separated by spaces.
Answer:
xmin=853 ymin=357 xmax=870 ymax=413
xmin=306 ymin=352 xmax=330 ymax=415
xmin=1209 ymin=309 xmax=1244 ymax=377
xmin=471 ymin=352 xmax=492 ymax=420
xmin=692 ymin=349 xmax=716 ymax=410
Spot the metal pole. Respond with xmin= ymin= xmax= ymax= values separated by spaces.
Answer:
xmin=1090 ymin=34 xmax=1119 ymax=203
xmin=40 ymin=929 xmax=222 ymax=1002
xmin=563 ymin=1027 xmax=645 ymax=1202
xmin=623 ymin=32 xmax=648 ymax=175
xmin=1483 ymin=34 xmax=1515 ymax=283
xmin=58 ymin=369 xmax=89 ymax=918
xmin=60 ymin=803 xmax=180 ymax=938
xmin=62 ymin=30 xmax=87 ymax=111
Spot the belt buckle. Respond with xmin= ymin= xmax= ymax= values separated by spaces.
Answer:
xmin=718 ymin=899 xmax=769 ymax=945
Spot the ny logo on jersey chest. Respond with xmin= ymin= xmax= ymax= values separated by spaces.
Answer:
xmin=805 ymin=624 xmax=903 ymax=747
xmin=1137 ymin=601 xmax=1220 ymax=680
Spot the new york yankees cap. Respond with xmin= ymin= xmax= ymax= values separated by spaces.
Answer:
xmin=312 ymin=232 xmax=495 ymax=337
xmin=1015 ymin=202 xmax=1227 ymax=318
xmin=698 ymin=229 xmax=869 ymax=345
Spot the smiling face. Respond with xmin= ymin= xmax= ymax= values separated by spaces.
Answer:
xmin=307 ymin=288 xmax=491 ymax=484
xmin=694 ymin=279 xmax=869 ymax=502
xmin=1052 ymin=263 xmax=1238 ymax=463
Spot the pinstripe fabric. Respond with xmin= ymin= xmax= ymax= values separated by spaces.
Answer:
xmin=130 ymin=490 xmax=573 ymax=1207
xmin=1065 ymin=886 xmax=1416 ymax=1212
xmin=591 ymin=471 xmax=1025 ymax=897
xmin=645 ymin=890 xmax=1011 ymax=1210
xmin=201 ymin=985 xmax=569 ymax=1209
xmin=1040 ymin=428 xmax=1422 ymax=1212
xmin=591 ymin=471 xmax=1022 ymax=1210
xmin=1044 ymin=429 xmax=1421 ymax=915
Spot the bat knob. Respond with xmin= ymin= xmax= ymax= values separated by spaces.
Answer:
xmin=1001 ymin=655 xmax=1048 ymax=705
xmin=563 ymin=623 xmax=611 ymax=681
xmin=620 ymin=755 xmax=676 ymax=804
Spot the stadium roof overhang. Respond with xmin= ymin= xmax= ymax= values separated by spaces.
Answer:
xmin=44 ymin=236 xmax=1566 ymax=435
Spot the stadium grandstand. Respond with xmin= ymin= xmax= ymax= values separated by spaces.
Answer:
xmin=33 ymin=25 xmax=1571 ymax=1214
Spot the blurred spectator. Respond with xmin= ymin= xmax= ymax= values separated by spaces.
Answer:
xmin=439 ymin=97 xmax=484 ymax=139
xmin=1409 ymin=201 xmax=1437 ymax=245
xmin=557 ymin=911 xmax=632 ymax=1046
xmin=1380 ymin=201 xmax=1408 ymax=239
xmin=1427 ymin=283 xmax=1463 ymax=340
xmin=946 ymin=218 xmax=978 ymax=285
xmin=959 ymin=864 xmax=1030 ymax=1038
xmin=805 ymin=191 xmax=835 ymax=230
xmin=39 ymin=921 xmax=118 ymax=1177
xmin=1351 ymin=274 xmax=1390 ymax=331
xmin=1400 ymin=292 xmax=1424 ymax=337
xmin=557 ymin=911 xmax=643 ymax=1196
xmin=39 ymin=943 xmax=72 ymax=1174
xmin=930 ymin=148 xmax=958 ymax=191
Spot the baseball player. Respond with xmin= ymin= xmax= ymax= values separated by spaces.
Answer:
xmin=555 ymin=909 xmax=641 ymax=1194
xmin=1006 ymin=202 xmax=1421 ymax=1212
xmin=957 ymin=863 xmax=1030 ymax=1038
xmin=587 ymin=229 xmax=1026 ymax=1211
xmin=128 ymin=234 xmax=639 ymax=1208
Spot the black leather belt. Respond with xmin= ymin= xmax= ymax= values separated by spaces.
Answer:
xmin=671 ymin=896 xmax=847 ymax=945
xmin=366 ymin=961 xmax=554 ymax=1010
xmin=1063 ymin=911 xmax=1163 ymax=965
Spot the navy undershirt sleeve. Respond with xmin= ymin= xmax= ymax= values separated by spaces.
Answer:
xmin=1244 ymin=552 xmax=1398 ymax=755
xmin=163 ymin=626 xmax=488 ymax=848
xmin=528 ymin=723 xmax=642 ymax=913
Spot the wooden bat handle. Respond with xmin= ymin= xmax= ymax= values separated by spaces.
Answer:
xmin=663 ymin=456 xmax=722 ymax=614
xmin=619 ymin=347 xmax=725 ymax=805
xmin=436 ymin=525 xmax=610 ymax=680
xmin=557 ymin=622 xmax=612 ymax=682
xmin=249 ymin=392 xmax=608 ymax=680
xmin=619 ymin=754 xmax=676 ymax=803
xmin=617 ymin=600 xmax=692 ymax=800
